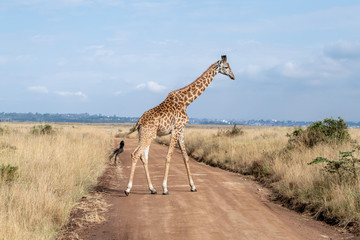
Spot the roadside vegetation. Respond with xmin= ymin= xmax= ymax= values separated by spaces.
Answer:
xmin=2 ymin=119 xmax=359 ymax=238
xmin=156 ymin=119 xmax=360 ymax=232
xmin=0 ymin=123 xmax=112 ymax=240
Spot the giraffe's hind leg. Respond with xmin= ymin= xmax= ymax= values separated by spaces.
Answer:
xmin=125 ymin=127 xmax=156 ymax=196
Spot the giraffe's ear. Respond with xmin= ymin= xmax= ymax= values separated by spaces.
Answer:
xmin=221 ymin=55 xmax=227 ymax=63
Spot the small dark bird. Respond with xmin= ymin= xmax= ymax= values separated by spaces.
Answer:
xmin=109 ymin=140 xmax=124 ymax=165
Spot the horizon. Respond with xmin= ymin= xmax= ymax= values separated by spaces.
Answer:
xmin=1 ymin=111 xmax=359 ymax=124
xmin=1 ymin=1 xmax=360 ymax=122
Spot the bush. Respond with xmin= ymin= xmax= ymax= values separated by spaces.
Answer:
xmin=30 ymin=124 xmax=55 ymax=135
xmin=308 ymin=150 xmax=360 ymax=183
xmin=0 ymin=164 xmax=18 ymax=182
xmin=217 ymin=124 xmax=243 ymax=137
xmin=246 ymin=160 xmax=273 ymax=180
xmin=0 ymin=126 xmax=10 ymax=135
xmin=287 ymin=117 xmax=350 ymax=148
xmin=114 ymin=129 xmax=126 ymax=138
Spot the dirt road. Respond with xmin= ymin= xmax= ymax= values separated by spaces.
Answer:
xmin=77 ymin=139 xmax=354 ymax=240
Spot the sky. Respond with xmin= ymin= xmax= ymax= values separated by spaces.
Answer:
xmin=1 ymin=0 xmax=360 ymax=122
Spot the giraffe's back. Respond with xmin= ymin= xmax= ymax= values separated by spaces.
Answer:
xmin=138 ymin=97 xmax=188 ymax=137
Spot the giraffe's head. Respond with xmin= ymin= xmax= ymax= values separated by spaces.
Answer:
xmin=216 ymin=55 xmax=235 ymax=80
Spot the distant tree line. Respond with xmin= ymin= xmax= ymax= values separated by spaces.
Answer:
xmin=0 ymin=112 xmax=138 ymax=123
xmin=0 ymin=112 xmax=359 ymax=127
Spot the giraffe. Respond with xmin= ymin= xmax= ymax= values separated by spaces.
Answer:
xmin=125 ymin=55 xmax=235 ymax=196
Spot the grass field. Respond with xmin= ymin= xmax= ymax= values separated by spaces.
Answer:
xmin=0 ymin=122 xmax=118 ymax=240
xmin=1 ymin=122 xmax=360 ymax=239
xmin=157 ymin=125 xmax=360 ymax=231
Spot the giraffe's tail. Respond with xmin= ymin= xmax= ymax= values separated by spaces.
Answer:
xmin=125 ymin=117 xmax=141 ymax=137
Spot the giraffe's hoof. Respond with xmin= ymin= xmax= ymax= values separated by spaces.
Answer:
xmin=151 ymin=189 xmax=157 ymax=194
xmin=162 ymin=191 xmax=170 ymax=195
xmin=191 ymin=188 xmax=197 ymax=192
xmin=124 ymin=190 xmax=129 ymax=196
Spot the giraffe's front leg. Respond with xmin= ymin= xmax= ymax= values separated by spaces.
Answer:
xmin=162 ymin=132 xmax=178 ymax=195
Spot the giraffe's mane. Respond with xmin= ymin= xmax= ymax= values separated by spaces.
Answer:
xmin=171 ymin=61 xmax=217 ymax=94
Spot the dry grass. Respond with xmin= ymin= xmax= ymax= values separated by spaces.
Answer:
xmin=157 ymin=125 xmax=360 ymax=230
xmin=157 ymin=126 xmax=289 ymax=172
xmin=57 ymin=192 xmax=110 ymax=240
xmin=0 ymin=122 xmax=113 ymax=240
xmin=4 ymin=120 xmax=357 ymax=238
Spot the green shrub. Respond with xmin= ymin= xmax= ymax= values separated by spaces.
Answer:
xmin=287 ymin=117 xmax=350 ymax=148
xmin=30 ymin=124 xmax=55 ymax=135
xmin=0 ymin=164 xmax=19 ymax=182
xmin=308 ymin=150 xmax=360 ymax=183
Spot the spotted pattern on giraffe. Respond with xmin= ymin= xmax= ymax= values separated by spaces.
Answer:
xmin=124 ymin=55 xmax=235 ymax=196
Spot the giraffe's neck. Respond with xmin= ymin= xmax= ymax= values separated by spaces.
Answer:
xmin=174 ymin=62 xmax=218 ymax=108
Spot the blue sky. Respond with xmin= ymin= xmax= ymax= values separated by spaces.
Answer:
xmin=1 ymin=1 xmax=360 ymax=121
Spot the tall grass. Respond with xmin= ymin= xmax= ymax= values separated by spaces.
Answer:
xmin=0 ymin=123 xmax=112 ymax=240
xmin=157 ymin=126 xmax=288 ymax=172
xmin=157 ymin=125 xmax=360 ymax=230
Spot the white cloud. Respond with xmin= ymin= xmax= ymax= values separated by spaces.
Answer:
xmin=28 ymin=85 xmax=89 ymax=100
xmin=136 ymin=81 xmax=166 ymax=93
xmin=55 ymin=91 xmax=87 ymax=99
xmin=136 ymin=83 xmax=146 ymax=89
xmin=232 ymin=38 xmax=360 ymax=88
xmin=235 ymin=49 xmax=355 ymax=90
xmin=148 ymin=81 xmax=166 ymax=92
xmin=273 ymin=61 xmax=309 ymax=79
xmin=28 ymin=85 xmax=49 ymax=94
xmin=222 ymin=5 xmax=360 ymax=34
